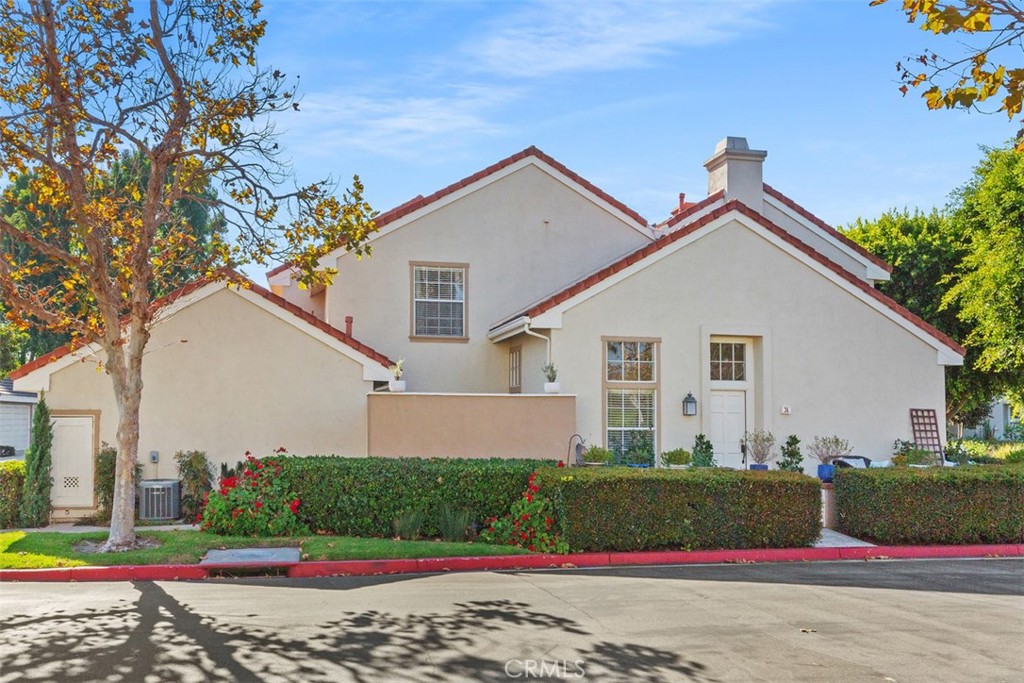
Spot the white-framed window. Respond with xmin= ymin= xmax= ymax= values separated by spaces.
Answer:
xmin=412 ymin=264 xmax=465 ymax=338
xmin=509 ymin=345 xmax=522 ymax=394
xmin=604 ymin=339 xmax=658 ymax=457
xmin=710 ymin=341 xmax=746 ymax=381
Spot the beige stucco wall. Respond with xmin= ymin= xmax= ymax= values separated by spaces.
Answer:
xmin=546 ymin=218 xmax=947 ymax=469
xmin=42 ymin=288 xmax=374 ymax=485
xmin=368 ymin=392 xmax=575 ymax=459
xmin=309 ymin=163 xmax=650 ymax=393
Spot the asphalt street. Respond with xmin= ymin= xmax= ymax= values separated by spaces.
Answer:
xmin=1 ymin=558 xmax=1021 ymax=682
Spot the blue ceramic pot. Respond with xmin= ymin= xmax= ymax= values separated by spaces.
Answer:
xmin=817 ymin=464 xmax=835 ymax=483
xmin=749 ymin=464 xmax=769 ymax=471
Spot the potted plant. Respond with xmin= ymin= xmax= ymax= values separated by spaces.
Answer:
xmin=743 ymin=429 xmax=775 ymax=470
xmin=660 ymin=448 xmax=692 ymax=469
xmin=388 ymin=358 xmax=406 ymax=392
xmin=542 ymin=363 xmax=560 ymax=393
xmin=622 ymin=432 xmax=655 ymax=467
xmin=809 ymin=435 xmax=852 ymax=482
xmin=777 ymin=435 xmax=804 ymax=472
xmin=582 ymin=446 xmax=613 ymax=466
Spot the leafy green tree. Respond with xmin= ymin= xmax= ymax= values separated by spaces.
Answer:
xmin=0 ymin=0 xmax=375 ymax=551
xmin=843 ymin=209 xmax=1011 ymax=424
xmin=20 ymin=394 xmax=52 ymax=527
xmin=1 ymin=155 xmax=226 ymax=362
xmin=945 ymin=145 xmax=1024 ymax=411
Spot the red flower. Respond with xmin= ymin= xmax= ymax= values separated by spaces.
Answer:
xmin=525 ymin=494 xmax=533 ymax=503
xmin=232 ymin=509 xmax=241 ymax=518
xmin=289 ymin=499 xmax=301 ymax=514
xmin=545 ymin=516 xmax=553 ymax=526
xmin=255 ymin=501 xmax=263 ymax=510
xmin=528 ymin=544 xmax=536 ymax=552
xmin=557 ymin=461 xmax=565 ymax=468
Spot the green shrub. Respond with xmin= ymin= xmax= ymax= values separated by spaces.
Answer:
xmin=582 ymin=446 xmax=614 ymax=464
xmin=1004 ymin=449 xmax=1024 ymax=464
xmin=0 ymin=461 xmax=26 ymax=528
xmin=660 ymin=448 xmax=691 ymax=467
xmin=437 ymin=504 xmax=473 ymax=542
xmin=991 ymin=442 xmax=1024 ymax=460
xmin=691 ymin=434 xmax=716 ymax=468
xmin=618 ymin=431 xmax=655 ymax=466
xmin=835 ymin=466 xmax=1024 ymax=544
xmin=283 ymin=456 xmax=554 ymax=538
xmin=20 ymin=395 xmax=52 ymax=527
xmin=777 ymin=435 xmax=804 ymax=472
xmin=94 ymin=444 xmax=142 ymax=525
xmin=479 ymin=470 xmax=567 ymax=553
xmin=536 ymin=467 xmax=821 ymax=552
xmin=174 ymin=450 xmax=213 ymax=522
xmin=200 ymin=453 xmax=307 ymax=536
xmin=393 ymin=509 xmax=425 ymax=540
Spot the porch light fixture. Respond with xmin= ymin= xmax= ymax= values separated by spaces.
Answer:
xmin=682 ymin=392 xmax=698 ymax=416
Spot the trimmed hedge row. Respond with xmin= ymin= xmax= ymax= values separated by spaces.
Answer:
xmin=835 ymin=465 xmax=1024 ymax=545
xmin=536 ymin=467 xmax=822 ymax=552
xmin=0 ymin=460 xmax=26 ymax=528
xmin=283 ymin=457 xmax=554 ymax=537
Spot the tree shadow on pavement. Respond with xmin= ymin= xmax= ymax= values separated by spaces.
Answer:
xmin=0 ymin=581 xmax=717 ymax=682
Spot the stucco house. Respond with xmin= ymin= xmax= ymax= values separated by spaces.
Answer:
xmin=10 ymin=137 xmax=964 ymax=517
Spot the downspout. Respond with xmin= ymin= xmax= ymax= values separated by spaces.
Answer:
xmin=522 ymin=321 xmax=551 ymax=365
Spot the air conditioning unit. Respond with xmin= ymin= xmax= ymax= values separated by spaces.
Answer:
xmin=139 ymin=479 xmax=181 ymax=521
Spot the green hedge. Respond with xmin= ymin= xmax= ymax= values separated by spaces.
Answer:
xmin=536 ymin=467 xmax=822 ymax=552
xmin=283 ymin=457 xmax=554 ymax=537
xmin=0 ymin=461 xmax=26 ymax=528
xmin=835 ymin=466 xmax=1024 ymax=545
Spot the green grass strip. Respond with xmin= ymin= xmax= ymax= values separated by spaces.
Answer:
xmin=0 ymin=530 xmax=530 ymax=570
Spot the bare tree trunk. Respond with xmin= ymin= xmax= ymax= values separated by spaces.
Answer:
xmin=102 ymin=325 xmax=148 ymax=551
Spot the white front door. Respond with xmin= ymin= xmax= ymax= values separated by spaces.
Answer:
xmin=51 ymin=415 xmax=95 ymax=508
xmin=709 ymin=390 xmax=746 ymax=468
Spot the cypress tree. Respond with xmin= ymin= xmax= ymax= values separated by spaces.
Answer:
xmin=20 ymin=393 xmax=53 ymax=527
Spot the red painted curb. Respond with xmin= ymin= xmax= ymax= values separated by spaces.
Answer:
xmin=3 ymin=544 xmax=1021 ymax=582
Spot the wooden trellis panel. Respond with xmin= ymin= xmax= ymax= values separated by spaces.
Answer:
xmin=910 ymin=408 xmax=944 ymax=464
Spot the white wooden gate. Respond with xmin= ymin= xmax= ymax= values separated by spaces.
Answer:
xmin=51 ymin=415 xmax=96 ymax=509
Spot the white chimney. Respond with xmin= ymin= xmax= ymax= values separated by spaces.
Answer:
xmin=704 ymin=136 xmax=767 ymax=210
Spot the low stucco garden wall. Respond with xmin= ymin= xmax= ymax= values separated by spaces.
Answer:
xmin=367 ymin=393 xmax=576 ymax=460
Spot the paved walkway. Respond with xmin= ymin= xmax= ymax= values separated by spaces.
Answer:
xmin=814 ymin=528 xmax=874 ymax=547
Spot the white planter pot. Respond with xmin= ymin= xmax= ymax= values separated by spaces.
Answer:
xmin=544 ymin=381 xmax=561 ymax=394
xmin=388 ymin=379 xmax=406 ymax=393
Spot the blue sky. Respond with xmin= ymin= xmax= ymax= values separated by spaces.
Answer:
xmin=257 ymin=0 xmax=1014 ymax=233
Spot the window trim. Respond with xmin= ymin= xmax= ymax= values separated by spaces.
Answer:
xmin=601 ymin=336 xmax=660 ymax=455
xmin=708 ymin=336 xmax=752 ymax=389
xmin=409 ymin=261 xmax=470 ymax=342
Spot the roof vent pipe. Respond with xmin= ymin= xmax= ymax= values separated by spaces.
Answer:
xmin=344 ymin=316 xmax=353 ymax=336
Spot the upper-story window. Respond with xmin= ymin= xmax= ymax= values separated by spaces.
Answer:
xmin=412 ymin=263 xmax=467 ymax=339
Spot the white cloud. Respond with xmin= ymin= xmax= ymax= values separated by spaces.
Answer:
xmin=277 ymin=83 xmax=521 ymax=161
xmin=462 ymin=0 xmax=776 ymax=79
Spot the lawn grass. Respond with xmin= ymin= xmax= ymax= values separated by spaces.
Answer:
xmin=0 ymin=530 xmax=529 ymax=570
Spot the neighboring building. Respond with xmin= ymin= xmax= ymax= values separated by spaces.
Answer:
xmin=965 ymin=397 xmax=1022 ymax=441
xmin=11 ymin=137 xmax=965 ymax=517
xmin=0 ymin=377 xmax=36 ymax=458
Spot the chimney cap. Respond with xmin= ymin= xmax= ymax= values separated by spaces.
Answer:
xmin=704 ymin=136 xmax=767 ymax=171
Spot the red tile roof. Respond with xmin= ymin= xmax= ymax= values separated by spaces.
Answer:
xmin=266 ymin=146 xmax=649 ymax=280
xmin=9 ymin=277 xmax=392 ymax=380
xmin=763 ymin=184 xmax=893 ymax=274
xmin=499 ymin=200 xmax=964 ymax=357
xmin=657 ymin=190 xmax=725 ymax=230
